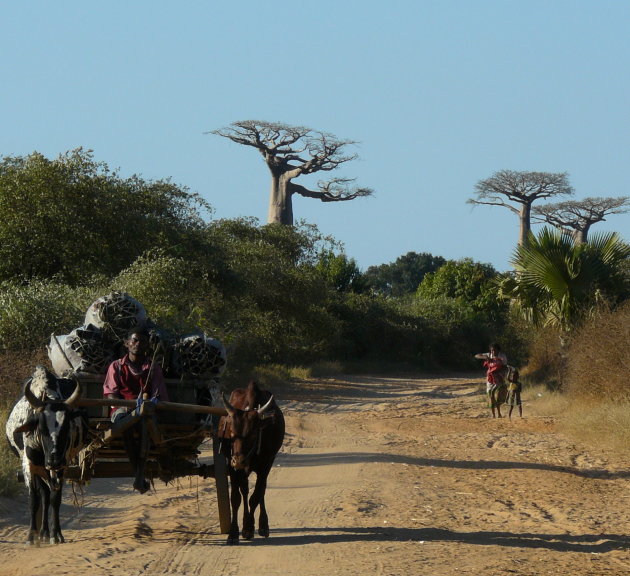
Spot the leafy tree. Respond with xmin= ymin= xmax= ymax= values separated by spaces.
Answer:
xmin=328 ymin=291 xmax=434 ymax=366
xmin=0 ymin=148 xmax=211 ymax=284
xmin=0 ymin=279 xmax=94 ymax=352
xmin=500 ymin=228 xmax=630 ymax=332
xmin=364 ymin=252 xmax=446 ymax=297
xmin=416 ymin=258 xmax=504 ymax=315
xmin=210 ymin=120 xmax=373 ymax=225
xmin=532 ymin=196 xmax=630 ymax=243
xmin=315 ymin=251 xmax=366 ymax=293
xmin=110 ymin=249 xmax=220 ymax=334
xmin=413 ymin=258 xmax=509 ymax=364
xmin=199 ymin=219 xmax=342 ymax=367
xmin=107 ymin=219 xmax=342 ymax=371
xmin=468 ymin=170 xmax=574 ymax=246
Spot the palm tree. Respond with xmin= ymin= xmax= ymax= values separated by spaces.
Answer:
xmin=500 ymin=228 xmax=630 ymax=333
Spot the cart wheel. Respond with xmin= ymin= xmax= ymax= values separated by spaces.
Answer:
xmin=212 ymin=436 xmax=231 ymax=534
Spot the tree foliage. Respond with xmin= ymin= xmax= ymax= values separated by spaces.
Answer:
xmin=411 ymin=258 xmax=510 ymax=366
xmin=364 ymin=252 xmax=446 ymax=297
xmin=0 ymin=280 xmax=94 ymax=352
xmin=469 ymin=170 xmax=574 ymax=246
xmin=532 ymin=196 xmax=630 ymax=243
xmin=315 ymin=252 xmax=366 ymax=294
xmin=195 ymin=219 xmax=341 ymax=367
xmin=500 ymin=228 xmax=630 ymax=332
xmin=0 ymin=148 xmax=211 ymax=284
xmin=4 ymin=149 xmax=598 ymax=375
xmin=416 ymin=258 xmax=504 ymax=313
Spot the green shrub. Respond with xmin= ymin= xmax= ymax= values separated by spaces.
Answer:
xmin=110 ymin=249 xmax=222 ymax=335
xmin=0 ymin=280 xmax=96 ymax=352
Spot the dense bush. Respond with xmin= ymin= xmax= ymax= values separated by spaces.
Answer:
xmin=0 ymin=234 xmax=525 ymax=376
xmin=109 ymin=221 xmax=342 ymax=374
xmin=110 ymin=249 xmax=221 ymax=335
xmin=364 ymin=251 xmax=446 ymax=297
xmin=0 ymin=280 xmax=97 ymax=352
xmin=518 ymin=325 xmax=565 ymax=388
xmin=416 ymin=258 xmax=506 ymax=319
xmin=565 ymin=302 xmax=630 ymax=401
xmin=0 ymin=349 xmax=50 ymax=498
xmin=329 ymin=293 xmax=432 ymax=366
xmin=408 ymin=258 xmax=514 ymax=368
xmin=408 ymin=296 xmax=505 ymax=369
xmin=0 ymin=149 xmax=210 ymax=284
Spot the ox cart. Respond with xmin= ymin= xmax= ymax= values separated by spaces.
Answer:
xmin=66 ymin=374 xmax=231 ymax=534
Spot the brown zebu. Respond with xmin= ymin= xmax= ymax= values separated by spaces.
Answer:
xmin=220 ymin=380 xmax=285 ymax=545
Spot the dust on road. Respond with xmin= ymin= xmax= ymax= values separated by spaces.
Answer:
xmin=1 ymin=374 xmax=628 ymax=575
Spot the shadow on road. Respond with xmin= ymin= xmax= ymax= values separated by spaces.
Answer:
xmin=264 ymin=525 xmax=630 ymax=553
xmin=276 ymin=451 xmax=630 ymax=480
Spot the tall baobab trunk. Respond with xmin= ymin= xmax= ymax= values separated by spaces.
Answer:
xmin=519 ymin=203 xmax=532 ymax=246
xmin=573 ymin=226 xmax=590 ymax=244
xmin=267 ymin=174 xmax=293 ymax=225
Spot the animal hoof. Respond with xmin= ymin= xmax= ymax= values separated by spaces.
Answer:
xmin=241 ymin=529 xmax=254 ymax=540
xmin=133 ymin=480 xmax=150 ymax=494
xmin=258 ymin=528 xmax=270 ymax=538
xmin=226 ymin=536 xmax=239 ymax=545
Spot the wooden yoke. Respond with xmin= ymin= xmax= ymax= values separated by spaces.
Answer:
xmin=80 ymin=396 xmax=227 ymax=445
xmin=76 ymin=397 xmax=228 ymax=416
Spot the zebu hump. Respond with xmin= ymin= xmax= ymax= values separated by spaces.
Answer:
xmin=5 ymin=396 xmax=34 ymax=454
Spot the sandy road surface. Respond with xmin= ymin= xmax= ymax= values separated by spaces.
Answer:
xmin=1 ymin=374 xmax=629 ymax=575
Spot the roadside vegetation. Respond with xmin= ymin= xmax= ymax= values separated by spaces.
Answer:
xmin=0 ymin=149 xmax=628 ymax=496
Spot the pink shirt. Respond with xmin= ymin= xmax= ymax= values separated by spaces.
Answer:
xmin=103 ymin=355 xmax=169 ymax=402
xmin=484 ymin=353 xmax=507 ymax=385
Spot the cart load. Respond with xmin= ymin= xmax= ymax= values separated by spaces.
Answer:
xmin=41 ymin=292 xmax=231 ymax=533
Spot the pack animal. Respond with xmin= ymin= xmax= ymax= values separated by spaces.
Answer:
xmin=220 ymin=380 xmax=285 ymax=545
xmin=488 ymin=380 xmax=508 ymax=418
xmin=5 ymin=366 xmax=87 ymax=545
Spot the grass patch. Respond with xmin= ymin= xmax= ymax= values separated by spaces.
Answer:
xmin=523 ymin=384 xmax=570 ymax=417
xmin=524 ymin=384 xmax=630 ymax=458
xmin=245 ymin=362 xmax=347 ymax=391
xmin=559 ymin=399 xmax=630 ymax=456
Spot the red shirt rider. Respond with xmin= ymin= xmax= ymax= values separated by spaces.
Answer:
xmin=103 ymin=330 xmax=169 ymax=417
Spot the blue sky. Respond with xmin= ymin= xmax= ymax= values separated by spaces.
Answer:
xmin=1 ymin=1 xmax=628 ymax=272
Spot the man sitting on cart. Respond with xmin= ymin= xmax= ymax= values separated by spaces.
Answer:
xmin=103 ymin=327 xmax=169 ymax=493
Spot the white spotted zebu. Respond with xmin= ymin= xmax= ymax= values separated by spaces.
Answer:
xmin=5 ymin=366 xmax=88 ymax=545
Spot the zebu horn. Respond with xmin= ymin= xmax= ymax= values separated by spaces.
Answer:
xmin=64 ymin=378 xmax=83 ymax=407
xmin=24 ymin=378 xmax=45 ymax=409
xmin=257 ymin=395 xmax=274 ymax=415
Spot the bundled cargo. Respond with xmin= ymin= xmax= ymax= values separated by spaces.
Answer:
xmin=47 ymin=293 xmax=227 ymax=385
xmin=48 ymin=324 xmax=115 ymax=376
xmin=84 ymin=291 xmax=147 ymax=342
xmin=171 ymin=333 xmax=227 ymax=378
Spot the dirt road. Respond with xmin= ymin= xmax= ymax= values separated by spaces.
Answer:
xmin=1 ymin=374 xmax=629 ymax=575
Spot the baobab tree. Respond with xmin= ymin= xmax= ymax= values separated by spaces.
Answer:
xmin=532 ymin=196 xmax=630 ymax=244
xmin=210 ymin=120 xmax=373 ymax=225
xmin=468 ymin=170 xmax=574 ymax=246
